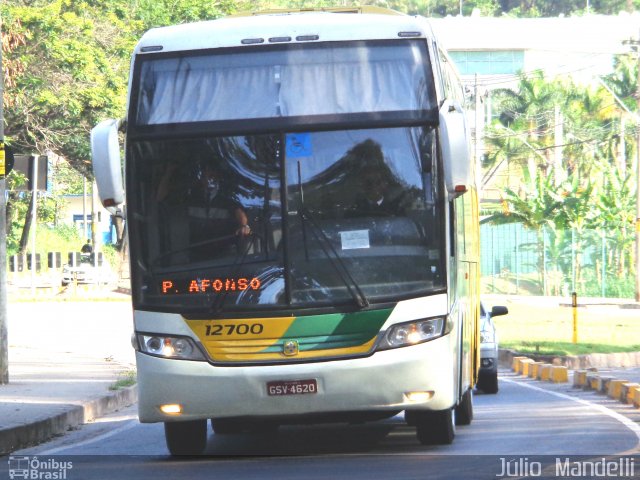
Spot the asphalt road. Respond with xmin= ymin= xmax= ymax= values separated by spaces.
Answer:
xmin=7 ymin=300 xmax=135 ymax=366
xmin=9 ymin=374 xmax=640 ymax=480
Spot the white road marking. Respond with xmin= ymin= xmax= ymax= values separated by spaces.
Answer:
xmin=38 ymin=418 xmax=139 ymax=455
xmin=502 ymin=377 xmax=640 ymax=453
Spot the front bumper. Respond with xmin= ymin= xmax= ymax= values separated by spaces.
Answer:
xmin=137 ymin=333 xmax=457 ymax=423
xmin=479 ymin=344 xmax=498 ymax=374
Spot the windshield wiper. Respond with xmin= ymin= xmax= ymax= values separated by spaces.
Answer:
xmin=298 ymin=208 xmax=369 ymax=308
xmin=303 ymin=217 xmax=371 ymax=309
xmin=295 ymin=161 xmax=368 ymax=308
xmin=209 ymin=233 xmax=257 ymax=314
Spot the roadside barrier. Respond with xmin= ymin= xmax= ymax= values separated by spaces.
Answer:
xmin=550 ymin=366 xmax=569 ymax=383
xmin=539 ymin=364 xmax=553 ymax=381
xmin=632 ymin=387 xmax=640 ymax=408
xmin=621 ymin=382 xmax=639 ymax=404
xmin=608 ymin=379 xmax=629 ymax=399
xmin=510 ymin=354 xmax=640 ymax=410
xmin=511 ymin=356 xmax=568 ymax=384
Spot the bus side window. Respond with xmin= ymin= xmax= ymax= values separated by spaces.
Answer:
xmin=431 ymin=42 xmax=446 ymax=102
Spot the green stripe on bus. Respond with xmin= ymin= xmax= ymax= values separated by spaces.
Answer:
xmin=261 ymin=308 xmax=392 ymax=353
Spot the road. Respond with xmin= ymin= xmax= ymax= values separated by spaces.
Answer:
xmin=7 ymin=300 xmax=135 ymax=366
xmin=10 ymin=373 xmax=640 ymax=480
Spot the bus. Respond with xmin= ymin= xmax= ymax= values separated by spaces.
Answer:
xmin=91 ymin=6 xmax=480 ymax=456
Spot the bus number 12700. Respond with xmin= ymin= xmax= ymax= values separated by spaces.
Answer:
xmin=205 ymin=323 xmax=264 ymax=336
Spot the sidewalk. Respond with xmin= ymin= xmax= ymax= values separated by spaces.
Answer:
xmin=0 ymin=291 xmax=137 ymax=455
xmin=0 ymin=348 xmax=137 ymax=455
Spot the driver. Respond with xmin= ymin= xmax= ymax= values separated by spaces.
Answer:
xmin=186 ymin=163 xmax=251 ymax=260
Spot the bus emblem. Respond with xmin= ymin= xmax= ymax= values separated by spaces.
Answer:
xmin=283 ymin=340 xmax=299 ymax=356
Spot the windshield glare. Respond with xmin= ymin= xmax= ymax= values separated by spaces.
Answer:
xmin=128 ymin=126 xmax=445 ymax=312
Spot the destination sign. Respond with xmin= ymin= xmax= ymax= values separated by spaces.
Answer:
xmin=160 ymin=277 xmax=261 ymax=295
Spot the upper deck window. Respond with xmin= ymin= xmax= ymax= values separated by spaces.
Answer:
xmin=134 ymin=40 xmax=435 ymax=125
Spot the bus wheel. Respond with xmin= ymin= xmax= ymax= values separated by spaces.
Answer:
xmin=164 ymin=420 xmax=207 ymax=456
xmin=455 ymin=388 xmax=473 ymax=425
xmin=415 ymin=408 xmax=455 ymax=445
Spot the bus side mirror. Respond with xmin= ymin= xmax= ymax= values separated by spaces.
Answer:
xmin=91 ymin=118 xmax=124 ymax=214
xmin=439 ymin=100 xmax=472 ymax=199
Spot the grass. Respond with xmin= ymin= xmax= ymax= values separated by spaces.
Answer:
xmin=109 ymin=369 xmax=137 ymax=391
xmin=488 ymin=296 xmax=640 ymax=357
xmin=500 ymin=340 xmax=640 ymax=356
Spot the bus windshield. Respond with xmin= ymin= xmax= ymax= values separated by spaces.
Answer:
xmin=127 ymin=40 xmax=445 ymax=313
xmin=128 ymin=126 xmax=445 ymax=312
xmin=134 ymin=40 xmax=435 ymax=125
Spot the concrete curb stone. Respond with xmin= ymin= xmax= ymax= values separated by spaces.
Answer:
xmin=0 ymin=385 xmax=137 ymax=455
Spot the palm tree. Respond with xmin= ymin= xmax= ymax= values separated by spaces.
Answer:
xmin=481 ymin=162 xmax=564 ymax=291
xmin=554 ymin=174 xmax=596 ymax=292
xmin=591 ymin=166 xmax=635 ymax=280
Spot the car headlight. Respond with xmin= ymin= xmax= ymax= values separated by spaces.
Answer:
xmin=378 ymin=317 xmax=445 ymax=350
xmin=480 ymin=330 xmax=495 ymax=343
xmin=136 ymin=334 xmax=206 ymax=361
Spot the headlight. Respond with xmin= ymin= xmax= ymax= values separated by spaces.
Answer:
xmin=136 ymin=334 xmax=206 ymax=361
xmin=378 ymin=317 xmax=445 ymax=350
xmin=480 ymin=330 xmax=494 ymax=343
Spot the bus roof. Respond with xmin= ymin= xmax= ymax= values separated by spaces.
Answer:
xmin=135 ymin=11 xmax=435 ymax=55
xmin=228 ymin=6 xmax=404 ymax=16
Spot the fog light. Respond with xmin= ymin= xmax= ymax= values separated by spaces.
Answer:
xmin=405 ymin=391 xmax=434 ymax=403
xmin=160 ymin=404 xmax=183 ymax=415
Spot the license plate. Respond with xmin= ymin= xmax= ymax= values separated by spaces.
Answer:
xmin=267 ymin=379 xmax=318 ymax=396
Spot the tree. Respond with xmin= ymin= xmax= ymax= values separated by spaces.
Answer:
xmin=2 ymin=1 xmax=138 ymax=177
xmin=2 ymin=1 xmax=138 ymax=254
xmin=482 ymin=163 xmax=564 ymax=291
xmin=592 ymin=166 xmax=635 ymax=278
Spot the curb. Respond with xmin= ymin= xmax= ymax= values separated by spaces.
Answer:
xmin=504 ymin=350 xmax=640 ymax=411
xmin=499 ymin=348 xmax=640 ymax=370
xmin=0 ymin=385 xmax=137 ymax=455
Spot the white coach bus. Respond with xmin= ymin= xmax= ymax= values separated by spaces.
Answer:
xmin=91 ymin=6 xmax=480 ymax=455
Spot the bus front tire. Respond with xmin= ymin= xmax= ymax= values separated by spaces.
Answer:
xmin=164 ymin=420 xmax=207 ymax=456
xmin=415 ymin=408 xmax=456 ymax=445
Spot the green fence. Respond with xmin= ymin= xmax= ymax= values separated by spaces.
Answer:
xmin=480 ymin=223 xmax=635 ymax=298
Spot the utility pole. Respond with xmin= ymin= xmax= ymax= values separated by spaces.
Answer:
xmin=29 ymin=155 xmax=39 ymax=296
xmin=0 ymin=22 xmax=9 ymax=384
